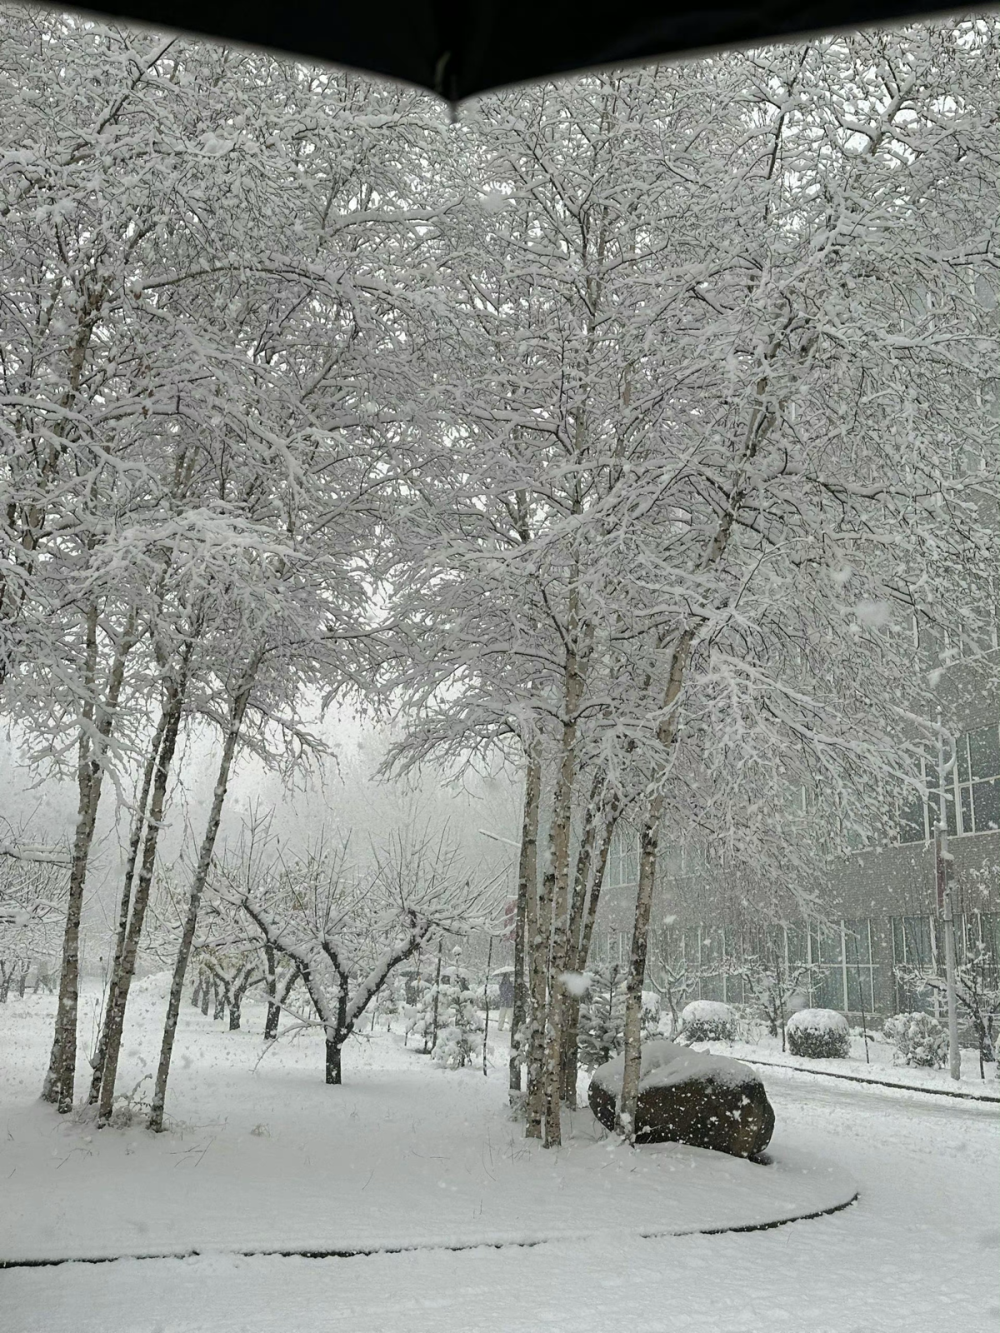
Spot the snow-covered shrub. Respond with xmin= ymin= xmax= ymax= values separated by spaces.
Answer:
xmin=578 ymin=965 xmax=626 ymax=1070
xmin=680 ymin=1000 xmax=736 ymax=1043
xmin=641 ymin=990 xmax=662 ymax=1039
xmin=403 ymin=974 xmax=436 ymax=1050
xmin=433 ymin=949 xmax=483 ymax=1069
xmin=786 ymin=1008 xmax=850 ymax=1059
xmin=882 ymin=1012 xmax=948 ymax=1068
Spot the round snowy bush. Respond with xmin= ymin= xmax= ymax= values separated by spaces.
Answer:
xmin=882 ymin=1012 xmax=948 ymax=1068
xmin=680 ymin=1000 xmax=736 ymax=1043
xmin=786 ymin=1008 xmax=850 ymax=1059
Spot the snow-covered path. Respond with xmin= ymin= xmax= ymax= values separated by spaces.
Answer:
xmin=1 ymin=992 xmax=997 ymax=1332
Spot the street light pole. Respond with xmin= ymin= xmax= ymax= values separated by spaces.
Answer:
xmin=935 ymin=713 xmax=961 ymax=1081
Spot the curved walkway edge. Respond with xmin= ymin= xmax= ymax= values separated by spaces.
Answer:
xmin=0 ymin=1193 xmax=860 ymax=1270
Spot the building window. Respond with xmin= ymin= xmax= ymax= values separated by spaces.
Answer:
xmin=898 ymin=723 xmax=1000 ymax=843
xmin=959 ymin=725 xmax=1000 ymax=834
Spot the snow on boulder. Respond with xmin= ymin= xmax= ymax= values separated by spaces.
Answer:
xmin=588 ymin=1040 xmax=774 ymax=1159
xmin=786 ymin=1008 xmax=850 ymax=1059
xmin=680 ymin=999 xmax=736 ymax=1042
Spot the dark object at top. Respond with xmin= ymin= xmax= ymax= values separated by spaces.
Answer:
xmin=51 ymin=1 xmax=974 ymax=101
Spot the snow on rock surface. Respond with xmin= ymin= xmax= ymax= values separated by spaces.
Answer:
xmin=591 ymin=1039 xmax=751 ymax=1094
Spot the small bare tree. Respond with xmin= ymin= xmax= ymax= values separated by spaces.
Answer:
xmin=725 ymin=951 xmax=817 ymax=1053
xmin=228 ymin=829 xmax=499 ymax=1086
xmin=898 ymin=945 xmax=1000 ymax=1080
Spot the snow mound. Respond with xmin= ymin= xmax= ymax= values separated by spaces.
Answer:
xmin=591 ymin=1039 xmax=756 ymax=1096
xmin=787 ymin=1008 xmax=850 ymax=1059
xmin=680 ymin=1000 xmax=736 ymax=1041
xmin=787 ymin=1009 xmax=849 ymax=1035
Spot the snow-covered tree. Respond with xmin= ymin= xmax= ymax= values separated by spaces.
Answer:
xmin=225 ymin=830 xmax=496 ymax=1087
xmin=432 ymin=947 xmax=484 ymax=1069
xmin=388 ymin=19 xmax=999 ymax=1144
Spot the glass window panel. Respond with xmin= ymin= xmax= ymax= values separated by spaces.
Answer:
xmin=946 ymin=790 xmax=958 ymax=836
xmin=785 ymin=925 xmax=807 ymax=968
xmin=845 ymin=965 xmax=874 ymax=1013
xmin=811 ymin=968 xmax=842 ymax=1011
xmin=813 ymin=925 xmax=842 ymax=965
xmin=929 ymin=790 xmax=958 ymax=836
xmin=957 ymin=735 xmax=971 ymax=784
xmin=903 ymin=916 xmax=932 ymax=968
xmin=896 ymin=917 xmax=912 ymax=970
xmin=973 ymin=778 xmax=1000 ymax=833
xmin=701 ymin=973 xmax=724 ymax=1001
xmin=969 ymin=725 xmax=1000 ymax=782
xmin=960 ymin=784 xmax=974 ymax=834
xmin=701 ymin=931 xmax=723 ymax=966
xmin=898 ymin=797 xmax=925 ymax=844
xmin=843 ymin=921 xmax=871 ymax=966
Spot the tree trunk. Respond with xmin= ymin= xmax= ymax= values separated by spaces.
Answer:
xmin=43 ymin=607 xmax=136 ymax=1112
xmin=617 ymin=632 xmax=694 ymax=1140
xmin=200 ymin=975 xmax=211 ymax=1016
xmin=560 ymin=993 xmax=581 ymax=1105
xmin=148 ymin=667 xmax=257 ymax=1132
xmin=482 ymin=936 xmax=493 ymax=1077
xmin=95 ymin=674 xmax=186 ymax=1128
xmin=428 ymin=939 xmax=443 ymax=1054
xmin=213 ymin=980 xmax=225 ymax=1021
xmin=617 ymin=806 xmax=661 ymax=1139
xmin=228 ymin=969 xmax=256 ymax=1031
xmin=88 ymin=707 xmax=168 ymax=1105
xmin=510 ymin=748 xmax=541 ymax=1100
xmin=263 ymin=946 xmax=280 ymax=1040
xmin=325 ymin=1035 xmax=343 ymax=1085
xmin=525 ymin=793 xmax=550 ymax=1140
xmin=542 ymin=603 xmax=584 ymax=1149
xmin=559 ymin=777 xmax=608 ymax=1109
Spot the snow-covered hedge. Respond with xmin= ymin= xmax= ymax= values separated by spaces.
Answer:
xmin=882 ymin=1012 xmax=948 ymax=1068
xmin=680 ymin=1000 xmax=736 ymax=1043
xmin=786 ymin=1008 xmax=850 ymax=1059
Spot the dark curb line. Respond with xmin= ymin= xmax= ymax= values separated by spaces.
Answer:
xmin=739 ymin=1056 xmax=1000 ymax=1103
xmin=0 ymin=1192 xmax=860 ymax=1270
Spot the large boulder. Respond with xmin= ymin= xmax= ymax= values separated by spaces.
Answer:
xmin=588 ymin=1040 xmax=774 ymax=1159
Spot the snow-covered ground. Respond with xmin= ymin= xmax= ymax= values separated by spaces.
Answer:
xmin=702 ymin=1030 xmax=999 ymax=1099
xmin=1 ymin=981 xmax=997 ymax=1332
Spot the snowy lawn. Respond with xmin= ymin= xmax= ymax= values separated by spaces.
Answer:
xmin=1 ymin=981 xmax=997 ymax=1332
xmin=0 ymin=981 xmax=853 ymax=1260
